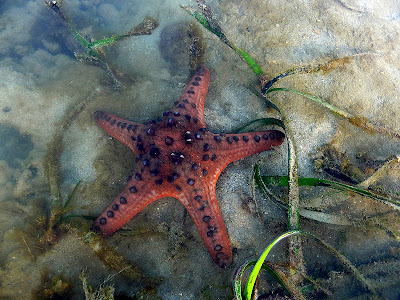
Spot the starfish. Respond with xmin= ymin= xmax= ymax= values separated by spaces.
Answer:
xmin=93 ymin=66 xmax=285 ymax=267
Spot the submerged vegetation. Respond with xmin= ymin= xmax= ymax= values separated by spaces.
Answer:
xmin=184 ymin=0 xmax=400 ymax=299
xmin=80 ymin=270 xmax=115 ymax=300
xmin=37 ymin=61 xmax=161 ymax=298
xmin=45 ymin=0 xmax=158 ymax=90
xmin=3 ymin=0 xmax=397 ymax=298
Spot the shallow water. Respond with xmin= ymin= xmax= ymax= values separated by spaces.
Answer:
xmin=0 ymin=0 xmax=399 ymax=299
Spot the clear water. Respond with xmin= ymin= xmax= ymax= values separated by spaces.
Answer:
xmin=0 ymin=0 xmax=399 ymax=299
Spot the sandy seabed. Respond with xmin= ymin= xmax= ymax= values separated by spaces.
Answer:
xmin=0 ymin=0 xmax=399 ymax=299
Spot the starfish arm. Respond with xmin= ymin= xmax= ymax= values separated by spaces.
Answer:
xmin=94 ymin=111 xmax=144 ymax=155
xmin=93 ymin=179 xmax=175 ymax=235
xmin=180 ymin=182 xmax=232 ymax=267
xmin=202 ymin=130 xmax=285 ymax=168
xmin=169 ymin=66 xmax=210 ymax=130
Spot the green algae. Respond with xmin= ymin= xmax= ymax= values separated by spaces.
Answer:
xmin=45 ymin=0 xmax=158 ymax=90
xmin=42 ymin=89 xmax=98 ymax=243
xmin=34 ymin=271 xmax=72 ymax=299
xmin=80 ymin=270 xmax=115 ymax=300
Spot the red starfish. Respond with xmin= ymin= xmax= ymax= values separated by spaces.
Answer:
xmin=93 ymin=66 xmax=284 ymax=267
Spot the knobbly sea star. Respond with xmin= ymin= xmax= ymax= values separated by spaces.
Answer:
xmin=93 ymin=66 xmax=285 ymax=267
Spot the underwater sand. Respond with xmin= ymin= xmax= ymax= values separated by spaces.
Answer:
xmin=0 ymin=0 xmax=399 ymax=299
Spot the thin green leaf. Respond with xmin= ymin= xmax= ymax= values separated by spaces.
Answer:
xmin=54 ymin=215 xmax=97 ymax=226
xmin=267 ymin=87 xmax=350 ymax=118
xmin=258 ymin=95 xmax=282 ymax=113
xmin=253 ymin=164 xmax=288 ymax=210
xmin=298 ymin=209 xmax=352 ymax=225
xmin=181 ymin=6 xmax=214 ymax=33
xmin=88 ymin=35 xmax=126 ymax=49
xmin=195 ymin=0 xmax=233 ymax=47
xmin=181 ymin=3 xmax=263 ymax=75
xmin=181 ymin=4 xmax=233 ymax=48
xmin=255 ymin=170 xmax=353 ymax=225
xmin=63 ymin=214 xmax=97 ymax=221
xmin=261 ymin=175 xmax=400 ymax=209
xmin=261 ymin=56 xmax=367 ymax=93
xmin=64 ymin=181 xmax=82 ymax=209
xmin=266 ymin=87 xmax=400 ymax=141
xmin=73 ymin=31 xmax=90 ymax=48
xmin=233 ymin=260 xmax=288 ymax=300
xmin=236 ymin=48 xmax=263 ymax=75
xmin=261 ymin=65 xmax=321 ymax=93
xmin=56 ymin=214 xmax=97 ymax=226
xmin=243 ymin=231 xmax=377 ymax=299
xmin=244 ymin=231 xmax=300 ymax=299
